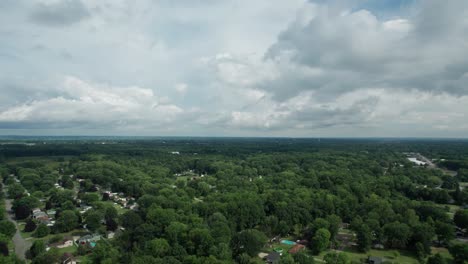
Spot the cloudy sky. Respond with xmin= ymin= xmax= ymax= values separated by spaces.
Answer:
xmin=1 ymin=0 xmax=468 ymax=137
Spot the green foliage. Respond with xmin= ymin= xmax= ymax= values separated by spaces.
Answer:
xmin=82 ymin=193 xmax=100 ymax=204
xmin=280 ymin=254 xmax=295 ymax=264
xmin=120 ymin=211 xmax=142 ymax=229
xmin=324 ymin=252 xmax=350 ymax=264
xmin=0 ymin=220 xmax=16 ymax=238
xmin=33 ymin=224 xmax=50 ymax=238
xmin=448 ymin=242 xmax=468 ymax=264
xmin=427 ymin=253 xmax=447 ymax=264
xmin=90 ymin=241 xmax=120 ymax=263
xmin=293 ymin=252 xmax=314 ymax=264
xmin=6 ymin=139 xmax=468 ymax=263
xmin=311 ymin=228 xmax=331 ymax=255
xmin=356 ymin=224 xmax=372 ymax=253
xmin=85 ymin=210 xmax=103 ymax=232
xmin=7 ymin=183 xmax=25 ymax=199
xmin=383 ymin=222 xmax=412 ymax=249
xmin=146 ymin=238 xmax=171 ymax=257
xmin=30 ymin=240 xmax=46 ymax=259
xmin=453 ymin=209 xmax=468 ymax=229
xmin=32 ymin=247 xmax=60 ymax=264
xmin=231 ymin=229 xmax=267 ymax=257
xmin=55 ymin=210 xmax=79 ymax=232
xmin=435 ymin=221 xmax=455 ymax=245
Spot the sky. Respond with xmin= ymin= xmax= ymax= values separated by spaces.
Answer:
xmin=1 ymin=0 xmax=468 ymax=137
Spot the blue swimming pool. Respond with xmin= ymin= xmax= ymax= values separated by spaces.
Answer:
xmin=280 ymin=240 xmax=296 ymax=245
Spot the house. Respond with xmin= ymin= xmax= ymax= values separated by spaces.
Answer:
xmin=372 ymin=243 xmax=384 ymax=249
xmin=288 ymin=244 xmax=305 ymax=254
xmin=368 ymin=256 xmax=383 ymax=264
xmin=107 ymin=232 xmax=115 ymax=239
xmin=33 ymin=210 xmax=48 ymax=219
xmin=77 ymin=234 xmax=101 ymax=247
xmin=36 ymin=215 xmax=50 ymax=223
xmin=47 ymin=210 xmax=57 ymax=218
xmin=265 ymin=252 xmax=281 ymax=264
xmin=79 ymin=205 xmax=93 ymax=214
xmin=49 ymin=237 xmax=74 ymax=249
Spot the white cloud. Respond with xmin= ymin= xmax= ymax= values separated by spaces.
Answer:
xmin=175 ymin=83 xmax=188 ymax=95
xmin=1 ymin=0 xmax=468 ymax=137
xmin=0 ymin=76 xmax=184 ymax=127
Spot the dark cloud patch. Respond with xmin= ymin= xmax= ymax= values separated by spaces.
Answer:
xmin=29 ymin=0 xmax=90 ymax=27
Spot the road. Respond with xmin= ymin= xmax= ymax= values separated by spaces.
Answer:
xmin=416 ymin=153 xmax=458 ymax=176
xmin=2 ymin=185 xmax=31 ymax=260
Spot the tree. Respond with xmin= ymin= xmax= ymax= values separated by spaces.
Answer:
xmin=326 ymin=214 xmax=342 ymax=239
xmin=293 ymin=252 xmax=314 ymax=264
xmin=453 ymin=210 xmax=468 ymax=229
xmin=85 ymin=211 xmax=102 ymax=232
xmin=166 ymin=222 xmax=187 ymax=244
xmin=34 ymin=224 xmax=50 ymax=238
xmin=12 ymin=196 xmax=40 ymax=212
xmin=90 ymin=242 xmax=120 ymax=263
xmin=427 ymin=253 xmax=447 ymax=264
xmin=0 ymin=221 xmax=16 ymax=238
xmin=104 ymin=206 xmax=118 ymax=221
xmin=311 ymin=218 xmax=329 ymax=234
xmin=188 ymin=228 xmax=214 ymax=256
xmin=383 ymin=222 xmax=411 ymax=249
xmin=231 ymin=229 xmax=267 ymax=257
xmin=448 ymin=242 xmax=468 ymax=264
xmin=356 ymin=224 xmax=372 ymax=253
xmin=207 ymin=212 xmax=231 ymax=244
xmin=435 ymin=221 xmax=455 ymax=245
xmin=415 ymin=242 xmax=427 ymax=262
xmin=55 ymin=210 xmax=79 ymax=232
xmin=323 ymin=252 xmax=350 ymax=264
xmin=120 ymin=211 xmax=142 ymax=229
xmin=311 ymin=228 xmax=331 ymax=255
xmin=280 ymin=254 xmax=295 ymax=264
xmin=14 ymin=204 xmax=30 ymax=220
xmin=147 ymin=238 xmax=171 ymax=258
xmin=82 ymin=193 xmax=100 ymax=204
xmin=32 ymin=247 xmax=60 ymax=264
xmin=7 ymin=183 xmax=25 ymax=199
xmin=24 ymin=218 xmax=37 ymax=232
xmin=0 ymin=234 xmax=9 ymax=256
xmin=236 ymin=253 xmax=251 ymax=264
xmin=62 ymin=178 xmax=74 ymax=189
xmin=77 ymin=244 xmax=91 ymax=256
xmin=106 ymin=218 xmax=118 ymax=231
xmin=0 ymin=241 xmax=7 ymax=256
xmin=30 ymin=240 xmax=46 ymax=258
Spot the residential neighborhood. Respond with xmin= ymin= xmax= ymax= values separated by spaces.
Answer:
xmin=1 ymin=164 xmax=138 ymax=262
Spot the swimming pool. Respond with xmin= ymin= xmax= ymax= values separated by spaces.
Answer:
xmin=280 ymin=240 xmax=296 ymax=245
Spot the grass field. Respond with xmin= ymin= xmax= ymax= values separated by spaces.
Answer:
xmin=337 ymin=248 xmax=419 ymax=264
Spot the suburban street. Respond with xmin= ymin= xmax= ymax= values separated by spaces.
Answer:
xmin=3 ymin=185 xmax=31 ymax=260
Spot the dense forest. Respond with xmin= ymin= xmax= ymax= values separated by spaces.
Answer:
xmin=0 ymin=138 xmax=467 ymax=264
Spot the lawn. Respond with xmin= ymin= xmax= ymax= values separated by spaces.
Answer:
xmin=100 ymin=201 xmax=128 ymax=215
xmin=17 ymin=222 xmax=34 ymax=239
xmin=316 ymin=248 xmax=420 ymax=264
xmin=431 ymin=247 xmax=454 ymax=263
xmin=54 ymin=245 xmax=78 ymax=255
